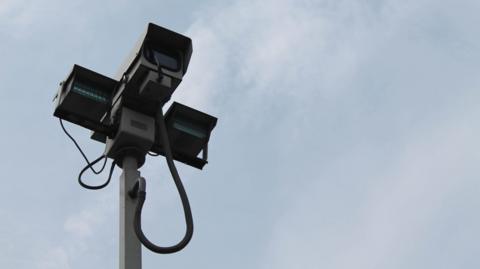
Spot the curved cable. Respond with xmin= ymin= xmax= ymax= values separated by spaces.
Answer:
xmin=59 ymin=119 xmax=107 ymax=174
xmin=78 ymin=155 xmax=116 ymax=190
xmin=131 ymin=108 xmax=194 ymax=254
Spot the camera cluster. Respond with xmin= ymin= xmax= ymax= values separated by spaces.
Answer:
xmin=53 ymin=23 xmax=217 ymax=168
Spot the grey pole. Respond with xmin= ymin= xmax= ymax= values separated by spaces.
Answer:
xmin=119 ymin=155 xmax=142 ymax=269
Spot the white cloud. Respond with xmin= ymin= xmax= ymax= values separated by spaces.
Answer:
xmin=180 ymin=0 xmax=400 ymax=119
xmin=178 ymin=0 xmax=480 ymax=268
xmin=37 ymin=247 xmax=71 ymax=269
xmin=64 ymin=208 xmax=104 ymax=238
xmin=261 ymin=114 xmax=480 ymax=269
xmin=1 ymin=0 xmax=479 ymax=268
xmin=0 ymin=0 xmax=18 ymax=15
xmin=33 ymin=193 xmax=115 ymax=269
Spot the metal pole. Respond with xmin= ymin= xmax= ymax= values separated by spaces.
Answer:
xmin=120 ymin=155 xmax=142 ymax=269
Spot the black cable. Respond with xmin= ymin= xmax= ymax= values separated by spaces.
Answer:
xmin=59 ymin=119 xmax=107 ymax=174
xmin=78 ymin=155 xmax=116 ymax=190
xmin=131 ymin=107 xmax=194 ymax=254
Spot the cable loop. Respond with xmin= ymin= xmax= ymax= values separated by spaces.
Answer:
xmin=78 ymin=155 xmax=115 ymax=190
xmin=130 ymin=107 xmax=193 ymax=254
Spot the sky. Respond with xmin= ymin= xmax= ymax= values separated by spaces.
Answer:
xmin=0 ymin=0 xmax=480 ymax=268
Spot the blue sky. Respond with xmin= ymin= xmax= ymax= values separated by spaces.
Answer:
xmin=1 ymin=0 xmax=480 ymax=268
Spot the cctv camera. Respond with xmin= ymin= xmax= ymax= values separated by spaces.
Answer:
xmin=111 ymin=23 xmax=193 ymax=118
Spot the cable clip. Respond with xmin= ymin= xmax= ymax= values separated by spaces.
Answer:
xmin=129 ymin=177 xmax=146 ymax=199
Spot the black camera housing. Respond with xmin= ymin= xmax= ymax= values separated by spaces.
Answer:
xmin=151 ymin=102 xmax=217 ymax=169
xmin=54 ymin=65 xmax=117 ymax=136
xmin=111 ymin=23 xmax=193 ymax=118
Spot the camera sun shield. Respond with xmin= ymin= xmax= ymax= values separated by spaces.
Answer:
xmin=53 ymin=64 xmax=118 ymax=135
xmin=116 ymin=23 xmax=192 ymax=81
